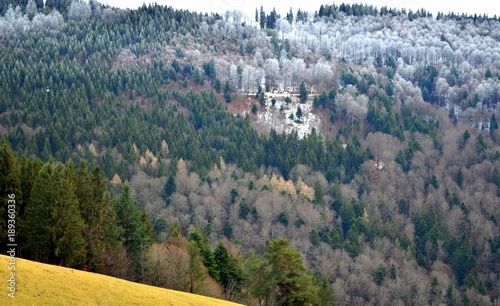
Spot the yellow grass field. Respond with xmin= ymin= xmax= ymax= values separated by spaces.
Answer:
xmin=0 ymin=255 xmax=242 ymax=306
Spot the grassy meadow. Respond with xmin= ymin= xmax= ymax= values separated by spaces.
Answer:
xmin=0 ymin=255 xmax=241 ymax=305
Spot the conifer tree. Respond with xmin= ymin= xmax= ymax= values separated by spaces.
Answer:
xmin=187 ymin=241 xmax=209 ymax=294
xmin=76 ymin=162 xmax=121 ymax=272
xmin=264 ymin=239 xmax=319 ymax=305
xmin=214 ymin=242 xmax=243 ymax=294
xmin=222 ymin=220 xmax=233 ymax=239
xmin=224 ymin=80 xmax=232 ymax=103
xmin=115 ymin=183 xmax=153 ymax=264
xmin=299 ymin=81 xmax=308 ymax=102
xmin=243 ymin=250 xmax=273 ymax=304
xmin=26 ymin=0 xmax=36 ymax=19
xmin=313 ymin=271 xmax=335 ymax=305
xmin=313 ymin=181 xmax=324 ymax=205
xmin=24 ymin=161 xmax=87 ymax=267
xmin=456 ymin=167 xmax=463 ymax=188
xmin=161 ymin=174 xmax=176 ymax=206
xmin=451 ymin=233 xmax=476 ymax=285
xmin=296 ymin=106 xmax=303 ymax=120
xmin=490 ymin=114 xmax=498 ymax=137
xmin=239 ymin=198 xmax=251 ymax=219
xmin=0 ymin=138 xmax=21 ymax=254
xmin=188 ymin=228 xmax=218 ymax=281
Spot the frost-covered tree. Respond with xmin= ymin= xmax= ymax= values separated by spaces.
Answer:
xmin=26 ymin=0 xmax=37 ymax=20
xmin=68 ymin=0 xmax=92 ymax=22
xmin=242 ymin=65 xmax=260 ymax=93
xmin=312 ymin=62 xmax=334 ymax=90
xmin=264 ymin=58 xmax=280 ymax=90
xmin=290 ymin=58 xmax=306 ymax=90
xmin=0 ymin=6 xmax=29 ymax=33
xmin=229 ymin=64 xmax=239 ymax=91
xmin=31 ymin=10 xmax=64 ymax=30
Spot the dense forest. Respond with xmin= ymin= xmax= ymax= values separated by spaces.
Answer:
xmin=0 ymin=0 xmax=499 ymax=305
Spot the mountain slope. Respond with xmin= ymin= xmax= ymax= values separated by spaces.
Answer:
xmin=0 ymin=255 xmax=241 ymax=306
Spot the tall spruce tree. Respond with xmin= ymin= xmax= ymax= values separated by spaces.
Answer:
xmin=75 ymin=162 xmax=120 ymax=272
xmin=0 ymin=138 xmax=21 ymax=254
xmin=189 ymin=228 xmax=218 ymax=281
xmin=187 ymin=241 xmax=209 ymax=294
xmin=161 ymin=174 xmax=176 ymax=206
xmin=115 ymin=183 xmax=153 ymax=264
xmin=264 ymin=239 xmax=319 ymax=305
xmin=214 ymin=242 xmax=244 ymax=294
xmin=24 ymin=161 xmax=87 ymax=267
xmin=299 ymin=81 xmax=308 ymax=102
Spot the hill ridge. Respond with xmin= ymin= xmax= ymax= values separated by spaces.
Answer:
xmin=0 ymin=255 xmax=241 ymax=306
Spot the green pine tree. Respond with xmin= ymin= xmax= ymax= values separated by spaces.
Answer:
xmin=115 ymin=184 xmax=153 ymax=264
xmin=313 ymin=181 xmax=324 ymax=205
xmin=161 ymin=174 xmax=176 ymax=206
xmin=376 ymin=264 xmax=387 ymax=285
xmin=76 ymin=162 xmax=120 ymax=272
xmin=264 ymin=239 xmax=319 ymax=305
xmin=187 ymin=241 xmax=209 ymax=294
xmin=299 ymin=81 xmax=308 ymax=102
xmin=224 ymin=80 xmax=232 ymax=103
xmin=243 ymin=250 xmax=273 ymax=305
xmin=296 ymin=106 xmax=303 ymax=120
xmin=24 ymin=161 xmax=87 ymax=267
xmin=251 ymin=103 xmax=258 ymax=114
xmin=451 ymin=233 xmax=476 ymax=285
xmin=214 ymin=242 xmax=244 ymax=293
xmin=313 ymin=271 xmax=335 ymax=305
xmin=222 ymin=220 xmax=233 ymax=239
xmin=188 ymin=228 xmax=218 ymax=281
xmin=456 ymin=167 xmax=463 ymax=188
xmin=0 ymin=138 xmax=21 ymax=254
xmin=490 ymin=114 xmax=498 ymax=137
xmin=239 ymin=198 xmax=251 ymax=219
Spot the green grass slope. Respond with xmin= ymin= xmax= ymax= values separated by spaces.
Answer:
xmin=0 ymin=255 xmax=241 ymax=306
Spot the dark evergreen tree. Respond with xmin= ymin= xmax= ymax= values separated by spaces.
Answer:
xmin=24 ymin=161 xmax=87 ymax=267
xmin=451 ymin=233 xmax=476 ymax=285
xmin=75 ymin=162 xmax=120 ymax=273
xmin=456 ymin=168 xmax=463 ymax=188
xmin=313 ymin=181 xmax=324 ymax=205
xmin=299 ymin=81 xmax=308 ymax=102
xmin=222 ymin=220 xmax=233 ymax=239
xmin=214 ymin=242 xmax=244 ymax=293
xmin=490 ymin=114 xmax=498 ymax=137
xmin=239 ymin=198 xmax=251 ymax=219
xmin=375 ymin=264 xmax=387 ymax=285
xmin=187 ymin=241 xmax=209 ymax=294
xmin=277 ymin=212 xmax=289 ymax=226
xmin=224 ymin=80 xmax=232 ymax=103
xmin=0 ymin=138 xmax=21 ymax=254
xmin=259 ymin=6 xmax=266 ymax=29
xmin=153 ymin=215 xmax=167 ymax=239
xmin=259 ymin=92 xmax=266 ymax=107
xmin=264 ymin=239 xmax=319 ymax=305
xmin=188 ymin=228 xmax=218 ymax=281
xmin=310 ymin=230 xmax=320 ymax=246
xmin=296 ymin=106 xmax=303 ymax=120
xmin=214 ymin=78 xmax=221 ymax=93
xmin=286 ymin=7 xmax=294 ymax=23
xmin=161 ymin=174 xmax=176 ymax=206
xmin=115 ymin=184 xmax=153 ymax=264
xmin=390 ymin=264 xmax=397 ymax=279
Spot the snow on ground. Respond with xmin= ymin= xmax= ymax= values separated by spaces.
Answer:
xmin=255 ymin=92 xmax=323 ymax=138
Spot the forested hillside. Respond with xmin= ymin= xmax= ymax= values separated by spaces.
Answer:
xmin=0 ymin=1 xmax=499 ymax=305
